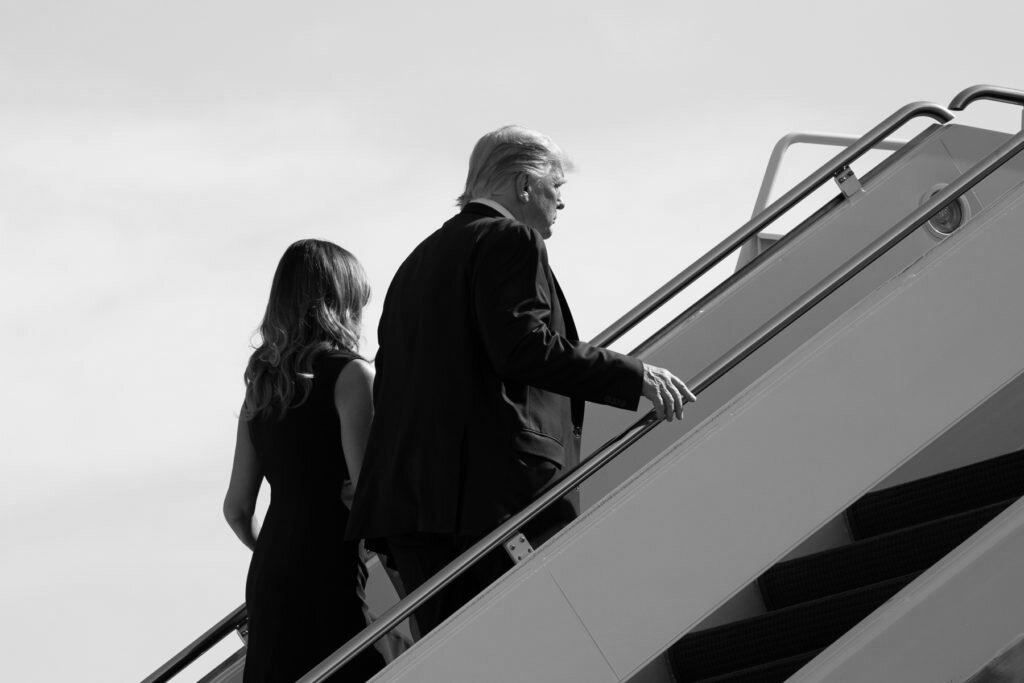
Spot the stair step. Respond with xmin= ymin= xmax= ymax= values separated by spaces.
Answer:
xmin=668 ymin=574 xmax=915 ymax=682
xmin=760 ymin=499 xmax=1013 ymax=609
xmin=846 ymin=449 xmax=1024 ymax=538
xmin=693 ymin=649 xmax=821 ymax=683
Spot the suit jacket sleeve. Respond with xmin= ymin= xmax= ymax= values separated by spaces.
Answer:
xmin=472 ymin=222 xmax=644 ymax=410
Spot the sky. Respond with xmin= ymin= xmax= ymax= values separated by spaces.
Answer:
xmin=3 ymin=1 xmax=1024 ymax=680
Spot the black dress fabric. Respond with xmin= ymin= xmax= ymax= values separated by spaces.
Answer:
xmin=244 ymin=354 xmax=384 ymax=683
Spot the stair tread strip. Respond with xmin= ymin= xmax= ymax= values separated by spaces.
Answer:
xmin=668 ymin=574 xmax=916 ymax=681
xmin=693 ymin=649 xmax=822 ymax=683
xmin=760 ymin=498 xmax=1013 ymax=609
xmin=846 ymin=449 xmax=1024 ymax=538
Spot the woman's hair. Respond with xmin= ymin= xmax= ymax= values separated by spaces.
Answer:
xmin=243 ymin=239 xmax=370 ymax=421
xmin=456 ymin=124 xmax=574 ymax=208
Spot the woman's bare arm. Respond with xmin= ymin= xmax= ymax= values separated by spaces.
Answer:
xmin=335 ymin=359 xmax=375 ymax=505
xmin=223 ymin=409 xmax=262 ymax=551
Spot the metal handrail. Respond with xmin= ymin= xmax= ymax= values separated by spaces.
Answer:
xmin=303 ymin=127 xmax=1024 ymax=683
xmin=142 ymin=603 xmax=247 ymax=683
xmin=949 ymin=84 xmax=1024 ymax=111
xmin=589 ymin=101 xmax=952 ymax=349
xmin=299 ymin=411 xmax=662 ymax=683
xmin=691 ymin=128 xmax=1024 ymax=399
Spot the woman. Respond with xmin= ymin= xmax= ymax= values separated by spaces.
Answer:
xmin=223 ymin=239 xmax=384 ymax=682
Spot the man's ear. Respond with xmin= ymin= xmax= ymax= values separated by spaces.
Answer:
xmin=519 ymin=175 xmax=531 ymax=202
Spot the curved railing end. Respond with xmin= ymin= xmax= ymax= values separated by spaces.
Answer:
xmin=898 ymin=101 xmax=955 ymax=123
xmin=949 ymin=85 xmax=1024 ymax=112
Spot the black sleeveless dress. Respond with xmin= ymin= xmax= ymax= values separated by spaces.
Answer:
xmin=244 ymin=354 xmax=384 ymax=683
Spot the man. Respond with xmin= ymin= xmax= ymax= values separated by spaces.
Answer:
xmin=347 ymin=125 xmax=694 ymax=635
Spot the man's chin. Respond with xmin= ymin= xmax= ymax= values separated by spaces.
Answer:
xmin=527 ymin=223 xmax=553 ymax=240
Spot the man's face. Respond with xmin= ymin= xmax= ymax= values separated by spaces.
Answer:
xmin=523 ymin=168 xmax=565 ymax=240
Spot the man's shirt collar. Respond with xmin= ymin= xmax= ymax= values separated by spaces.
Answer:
xmin=468 ymin=198 xmax=515 ymax=220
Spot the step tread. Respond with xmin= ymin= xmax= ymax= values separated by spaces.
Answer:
xmin=693 ymin=649 xmax=821 ymax=683
xmin=847 ymin=449 xmax=1024 ymax=538
xmin=760 ymin=499 xmax=1013 ymax=609
xmin=669 ymin=574 xmax=915 ymax=681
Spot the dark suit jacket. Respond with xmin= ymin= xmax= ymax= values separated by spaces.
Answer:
xmin=346 ymin=203 xmax=644 ymax=540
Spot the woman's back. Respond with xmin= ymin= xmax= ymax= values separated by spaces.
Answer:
xmin=250 ymin=354 xmax=351 ymax=516
xmin=243 ymin=354 xmax=382 ymax=683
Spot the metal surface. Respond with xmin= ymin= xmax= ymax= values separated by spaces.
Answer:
xmin=300 ymin=125 xmax=1024 ymax=683
xmin=141 ymin=604 xmax=247 ymax=683
xmin=235 ymin=620 xmax=249 ymax=645
xmin=503 ymin=532 xmax=535 ymax=563
xmin=752 ymin=132 xmax=909 ymax=216
xmin=694 ymin=129 xmax=1024 ymax=394
xmin=589 ymin=102 xmax=952 ymax=350
xmin=949 ymin=84 xmax=1024 ymax=130
xmin=196 ymin=647 xmax=246 ymax=683
xmin=833 ymin=165 xmax=863 ymax=198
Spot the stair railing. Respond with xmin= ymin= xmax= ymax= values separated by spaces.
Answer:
xmin=142 ymin=603 xmax=247 ymax=683
xmin=300 ymin=100 xmax=1016 ymax=683
xmin=949 ymin=84 xmax=1024 ymax=131
xmin=949 ymin=84 xmax=1024 ymax=112
xmin=141 ymin=98 xmax=958 ymax=683
xmin=750 ymin=133 xmax=909 ymax=218
xmin=590 ymin=101 xmax=952 ymax=348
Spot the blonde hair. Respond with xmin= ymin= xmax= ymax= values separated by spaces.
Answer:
xmin=456 ymin=125 xmax=573 ymax=207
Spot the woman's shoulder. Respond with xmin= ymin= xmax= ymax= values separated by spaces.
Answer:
xmin=334 ymin=357 xmax=374 ymax=389
xmin=333 ymin=357 xmax=374 ymax=414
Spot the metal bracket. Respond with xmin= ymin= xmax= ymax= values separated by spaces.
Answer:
xmin=833 ymin=165 xmax=863 ymax=198
xmin=236 ymin=619 xmax=249 ymax=645
xmin=503 ymin=532 xmax=535 ymax=564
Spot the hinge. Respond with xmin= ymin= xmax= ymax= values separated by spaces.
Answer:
xmin=833 ymin=165 xmax=863 ymax=198
xmin=503 ymin=532 xmax=535 ymax=564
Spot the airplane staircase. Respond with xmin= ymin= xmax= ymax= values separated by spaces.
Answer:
xmin=668 ymin=449 xmax=1024 ymax=682
xmin=141 ymin=85 xmax=1024 ymax=683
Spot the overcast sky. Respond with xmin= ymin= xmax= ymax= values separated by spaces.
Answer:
xmin=3 ymin=1 xmax=1024 ymax=681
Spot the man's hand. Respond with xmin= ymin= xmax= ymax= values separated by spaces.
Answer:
xmin=641 ymin=363 xmax=696 ymax=422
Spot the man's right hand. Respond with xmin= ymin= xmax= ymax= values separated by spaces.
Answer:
xmin=641 ymin=363 xmax=696 ymax=422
